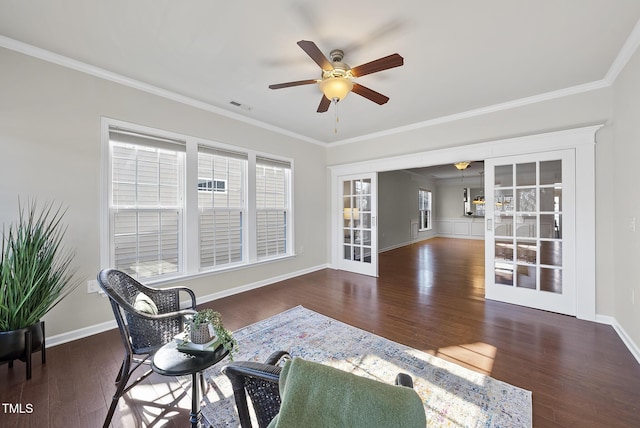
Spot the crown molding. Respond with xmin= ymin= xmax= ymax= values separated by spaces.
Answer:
xmin=330 ymin=16 xmax=640 ymax=147
xmin=0 ymin=35 xmax=326 ymax=148
xmin=3 ymin=13 xmax=640 ymax=149
xmin=329 ymin=80 xmax=610 ymax=147
xmin=605 ymin=17 xmax=640 ymax=84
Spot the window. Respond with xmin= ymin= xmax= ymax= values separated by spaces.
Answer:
xmin=418 ymin=189 xmax=432 ymax=231
xmin=198 ymin=147 xmax=247 ymax=269
xmin=256 ymin=157 xmax=291 ymax=259
xmin=109 ymin=129 xmax=185 ymax=278
xmin=103 ymin=119 xmax=293 ymax=281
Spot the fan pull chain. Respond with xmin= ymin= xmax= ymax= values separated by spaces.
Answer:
xmin=334 ymin=99 xmax=339 ymax=134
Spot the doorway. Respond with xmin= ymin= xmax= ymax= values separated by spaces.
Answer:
xmin=329 ymin=125 xmax=599 ymax=320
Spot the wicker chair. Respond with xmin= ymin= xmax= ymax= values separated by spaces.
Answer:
xmin=222 ymin=351 xmax=291 ymax=428
xmin=97 ymin=268 xmax=198 ymax=428
xmin=222 ymin=353 xmax=415 ymax=428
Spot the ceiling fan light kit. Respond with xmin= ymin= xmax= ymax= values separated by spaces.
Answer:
xmin=319 ymin=77 xmax=353 ymax=101
xmin=269 ymin=40 xmax=403 ymax=113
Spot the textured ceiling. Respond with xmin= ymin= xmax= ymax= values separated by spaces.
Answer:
xmin=1 ymin=1 xmax=640 ymax=145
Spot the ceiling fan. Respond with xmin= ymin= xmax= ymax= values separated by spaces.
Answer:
xmin=269 ymin=40 xmax=404 ymax=112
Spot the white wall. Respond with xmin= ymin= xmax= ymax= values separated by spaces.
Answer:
xmin=378 ymin=170 xmax=436 ymax=251
xmin=0 ymin=47 xmax=328 ymax=337
xmin=612 ymin=45 xmax=640 ymax=348
xmin=435 ymin=177 xmax=485 ymax=239
xmin=436 ymin=176 xmax=482 ymax=218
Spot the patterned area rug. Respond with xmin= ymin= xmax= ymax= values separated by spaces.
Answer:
xmin=202 ymin=306 xmax=532 ymax=427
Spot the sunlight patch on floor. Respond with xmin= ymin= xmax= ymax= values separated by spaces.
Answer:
xmin=434 ymin=342 xmax=497 ymax=375
xmin=117 ymin=376 xmax=192 ymax=426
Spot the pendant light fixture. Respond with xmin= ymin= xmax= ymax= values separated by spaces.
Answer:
xmin=472 ymin=171 xmax=485 ymax=205
xmin=454 ymin=161 xmax=470 ymax=170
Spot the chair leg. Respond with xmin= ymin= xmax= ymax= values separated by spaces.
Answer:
xmin=227 ymin=374 xmax=253 ymax=428
xmin=114 ymin=360 xmax=125 ymax=383
xmin=103 ymin=357 xmax=132 ymax=428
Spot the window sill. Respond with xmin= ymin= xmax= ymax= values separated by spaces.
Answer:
xmin=144 ymin=253 xmax=297 ymax=288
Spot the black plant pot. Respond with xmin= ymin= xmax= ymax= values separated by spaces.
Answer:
xmin=0 ymin=321 xmax=46 ymax=379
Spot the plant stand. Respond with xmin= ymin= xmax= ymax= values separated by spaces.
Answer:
xmin=0 ymin=321 xmax=46 ymax=380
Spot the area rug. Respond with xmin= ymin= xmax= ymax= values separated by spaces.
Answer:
xmin=201 ymin=306 xmax=532 ymax=427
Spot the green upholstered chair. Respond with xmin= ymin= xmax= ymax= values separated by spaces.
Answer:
xmin=223 ymin=356 xmax=425 ymax=428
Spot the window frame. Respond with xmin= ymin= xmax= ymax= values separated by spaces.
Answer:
xmin=418 ymin=188 xmax=432 ymax=231
xmin=101 ymin=118 xmax=295 ymax=285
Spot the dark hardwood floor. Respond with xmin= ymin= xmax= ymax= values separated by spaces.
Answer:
xmin=1 ymin=238 xmax=639 ymax=427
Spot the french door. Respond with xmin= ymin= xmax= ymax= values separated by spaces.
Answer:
xmin=338 ymin=173 xmax=378 ymax=277
xmin=485 ymin=150 xmax=576 ymax=315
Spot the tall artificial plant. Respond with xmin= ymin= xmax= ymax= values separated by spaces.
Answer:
xmin=0 ymin=200 xmax=81 ymax=331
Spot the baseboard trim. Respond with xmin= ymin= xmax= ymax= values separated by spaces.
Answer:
xmin=436 ymin=234 xmax=485 ymax=241
xmin=194 ymin=264 xmax=329 ymax=305
xmin=594 ymin=314 xmax=615 ymax=325
xmin=379 ymin=236 xmax=436 ymax=253
xmin=609 ymin=318 xmax=640 ymax=364
xmin=45 ymin=263 xmax=329 ymax=348
xmin=594 ymin=314 xmax=640 ymax=364
xmin=46 ymin=319 xmax=117 ymax=348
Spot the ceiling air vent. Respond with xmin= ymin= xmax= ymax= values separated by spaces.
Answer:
xmin=229 ymin=101 xmax=251 ymax=111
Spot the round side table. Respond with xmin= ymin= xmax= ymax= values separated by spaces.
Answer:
xmin=152 ymin=341 xmax=229 ymax=428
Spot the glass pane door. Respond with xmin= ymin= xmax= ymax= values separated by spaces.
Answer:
xmin=486 ymin=150 xmax=575 ymax=315
xmin=338 ymin=174 xmax=378 ymax=277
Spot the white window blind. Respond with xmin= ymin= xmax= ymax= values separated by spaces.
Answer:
xmin=256 ymin=157 xmax=291 ymax=259
xmin=104 ymin=119 xmax=294 ymax=281
xmin=109 ymin=128 xmax=185 ymax=279
xmin=419 ymin=188 xmax=432 ymax=231
xmin=198 ymin=146 xmax=247 ymax=268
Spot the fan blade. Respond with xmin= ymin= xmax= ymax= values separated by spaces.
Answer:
xmin=297 ymin=40 xmax=334 ymax=70
xmin=269 ymin=79 xmax=318 ymax=90
xmin=350 ymin=53 xmax=404 ymax=77
xmin=317 ymin=96 xmax=331 ymax=113
xmin=352 ymin=83 xmax=390 ymax=105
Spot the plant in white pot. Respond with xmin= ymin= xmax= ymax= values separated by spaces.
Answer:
xmin=185 ymin=308 xmax=238 ymax=357
xmin=0 ymin=200 xmax=81 ymax=379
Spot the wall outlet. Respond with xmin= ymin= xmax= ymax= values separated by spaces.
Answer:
xmin=633 ymin=290 xmax=636 ymax=305
xmin=631 ymin=217 xmax=636 ymax=232
xmin=87 ymin=279 xmax=100 ymax=293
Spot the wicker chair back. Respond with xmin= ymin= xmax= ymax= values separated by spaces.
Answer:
xmin=99 ymin=269 xmax=189 ymax=354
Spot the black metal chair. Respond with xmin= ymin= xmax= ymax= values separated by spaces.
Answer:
xmin=222 ymin=353 xmax=415 ymax=428
xmin=222 ymin=351 xmax=291 ymax=428
xmin=97 ymin=268 xmax=198 ymax=428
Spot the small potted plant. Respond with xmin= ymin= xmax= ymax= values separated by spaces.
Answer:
xmin=187 ymin=308 xmax=237 ymax=357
